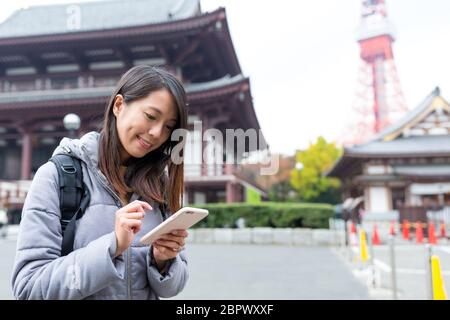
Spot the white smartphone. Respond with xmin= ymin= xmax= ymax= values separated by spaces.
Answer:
xmin=139 ymin=206 xmax=209 ymax=245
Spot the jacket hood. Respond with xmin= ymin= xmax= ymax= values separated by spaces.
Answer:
xmin=52 ymin=131 xmax=101 ymax=170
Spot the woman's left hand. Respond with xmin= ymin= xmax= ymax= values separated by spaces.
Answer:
xmin=152 ymin=229 xmax=188 ymax=271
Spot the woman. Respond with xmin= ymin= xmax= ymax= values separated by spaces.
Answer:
xmin=11 ymin=65 xmax=189 ymax=299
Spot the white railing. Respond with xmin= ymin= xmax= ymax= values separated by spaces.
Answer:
xmin=0 ymin=180 xmax=31 ymax=206
xmin=184 ymin=164 xmax=234 ymax=177
xmin=427 ymin=206 xmax=450 ymax=226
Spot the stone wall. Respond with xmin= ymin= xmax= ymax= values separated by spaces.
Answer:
xmin=185 ymin=228 xmax=344 ymax=246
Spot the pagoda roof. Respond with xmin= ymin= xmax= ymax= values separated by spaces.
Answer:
xmin=0 ymin=74 xmax=247 ymax=106
xmin=0 ymin=0 xmax=200 ymax=39
xmin=186 ymin=74 xmax=245 ymax=93
xmin=0 ymin=73 xmax=266 ymax=152
xmin=352 ymin=164 xmax=450 ymax=183
xmin=392 ymin=164 xmax=450 ymax=178
xmin=341 ymin=134 xmax=450 ymax=158
xmin=370 ymin=87 xmax=442 ymax=142
xmin=328 ymin=87 xmax=450 ymax=177
xmin=0 ymin=4 xmax=241 ymax=81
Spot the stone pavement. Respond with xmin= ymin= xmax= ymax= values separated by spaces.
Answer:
xmin=1 ymin=230 xmax=370 ymax=300
xmin=172 ymin=243 xmax=370 ymax=300
xmin=0 ymin=235 xmax=17 ymax=300
xmin=335 ymin=241 xmax=450 ymax=300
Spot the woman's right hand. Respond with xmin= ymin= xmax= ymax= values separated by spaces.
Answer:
xmin=114 ymin=200 xmax=152 ymax=258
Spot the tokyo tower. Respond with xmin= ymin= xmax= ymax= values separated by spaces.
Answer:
xmin=345 ymin=0 xmax=408 ymax=145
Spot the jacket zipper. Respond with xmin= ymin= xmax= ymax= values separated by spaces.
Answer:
xmin=99 ymin=178 xmax=132 ymax=299
xmin=81 ymin=146 xmax=132 ymax=299
xmin=79 ymin=146 xmax=122 ymax=205
xmin=94 ymin=172 xmax=122 ymax=207
xmin=98 ymin=175 xmax=132 ymax=299
xmin=128 ymin=248 xmax=132 ymax=300
xmin=93 ymin=175 xmax=131 ymax=297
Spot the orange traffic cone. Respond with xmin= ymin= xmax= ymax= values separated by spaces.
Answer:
xmin=389 ymin=221 xmax=396 ymax=236
xmin=351 ymin=222 xmax=357 ymax=234
xmin=402 ymin=220 xmax=410 ymax=240
xmin=349 ymin=222 xmax=358 ymax=246
xmin=429 ymin=221 xmax=437 ymax=245
xmin=416 ymin=221 xmax=424 ymax=244
xmin=372 ymin=223 xmax=381 ymax=245
xmin=440 ymin=222 xmax=447 ymax=239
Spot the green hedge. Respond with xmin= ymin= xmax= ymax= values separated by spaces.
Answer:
xmin=190 ymin=202 xmax=334 ymax=229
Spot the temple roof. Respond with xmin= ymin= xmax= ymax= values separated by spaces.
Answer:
xmin=0 ymin=73 xmax=266 ymax=152
xmin=0 ymin=74 xmax=247 ymax=105
xmin=0 ymin=3 xmax=241 ymax=83
xmin=371 ymin=87 xmax=443 ymax=142
xmin=351 ymin=164 xmax=450 ymax=183
xmin=343 ymin=135 xmax=450 ymax=157
xmin=0 ymin=0 xmax=200 ymax=39
xmin=186 ymin=74 xmax=246 ymax=93
xmin=328 ymin=87 xmax=450 ymax=177
xmin=327 ymin=134 xmax=450 ymax=178
xmin=343 ymin=86 xmax=450 ymax=157
xmin=392 ymin=165 xmax=450 ymax=178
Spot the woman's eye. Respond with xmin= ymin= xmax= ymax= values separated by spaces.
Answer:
xmin=166 ymin=126 xmax=174 ymax=131
xmin=145 ymin=113 xmax=156 ymax=120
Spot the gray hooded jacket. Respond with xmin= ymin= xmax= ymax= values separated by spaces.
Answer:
xmin=11 ymin=131 xmax=188 ymax=299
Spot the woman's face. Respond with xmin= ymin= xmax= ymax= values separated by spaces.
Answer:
xmin=113 ymin=88 xmax=178 ymax=164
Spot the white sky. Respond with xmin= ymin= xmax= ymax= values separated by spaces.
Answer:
xmin=2 ymin=0 xmax=450 ymax=156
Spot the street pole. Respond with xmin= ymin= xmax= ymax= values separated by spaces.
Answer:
xmin=389 ymin=234 xmax=398 ymax=299
xmin=367 ymin=230 xmax=376 ymax=288
xmin=63 ymin=113 xmax=81 ymax=140
xmin=344 ymin=218 xmax=349 ymax=246
xmin=425 ymin=244 xmax=433 ymax=300
xmin=345 ymin=219 xmax=352 ymax=262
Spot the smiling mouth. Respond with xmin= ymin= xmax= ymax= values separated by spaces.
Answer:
xmin=137 ymin=135 xmax=152 ymax=149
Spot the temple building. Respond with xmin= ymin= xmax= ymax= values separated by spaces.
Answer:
xmin=328 ymin=87 xmax=450 ymax=215
xmin=0 ymin=0 xmax=267 ymax=211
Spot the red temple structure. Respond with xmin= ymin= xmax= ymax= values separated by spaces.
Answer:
xmin=0 ymin=0 xmax=267 ymax=213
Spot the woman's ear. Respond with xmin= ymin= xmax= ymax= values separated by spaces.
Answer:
xmin=112 ymin=94 xmax=124 ymax=117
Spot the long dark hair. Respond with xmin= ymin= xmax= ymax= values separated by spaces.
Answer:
xmin=99 ymin=65 xmax=188 ymax=212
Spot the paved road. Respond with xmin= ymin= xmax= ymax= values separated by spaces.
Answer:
xmin=173 ymin=244 xmax=369 ymax=300
xmin=335 ymin=239 xmax=450 ymax=300
xmin=6 ymin=228 xmax=450 ymax=300
xmin=0 ymin=236 xmax=16 ymax=300
xmin=370 ymin=244 xmax=450 ymax=300
xmin=1 ymin=236 xmax=369 ymax=300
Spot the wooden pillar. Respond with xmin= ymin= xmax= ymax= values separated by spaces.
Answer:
xmin=20 ymin=131 xmax=32 ymax=180
xmin=237 ymin=185 xmax=243 ymax=202
xmin=201 ymin=140 xmax=207 ymax=177
xmin=224 ymin=163 xmax=233 ymax=175
xmin=226 ymin=181 xmax=235 ymax=203
xmin=186 ymin=188 xmax=194 ymax=204
xmin=201 ymin=116 xmax=209 ymax=176
xmin=79 ymin=119 xmax=97 ymax=137
xmin=189 ymin=189 xmax=194 ymax=204
xmin=78 ymin=123 xmax=89 ymax=137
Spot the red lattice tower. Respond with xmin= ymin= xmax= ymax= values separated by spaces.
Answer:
xmin=344 ymin=0 xmax=408 ymax=146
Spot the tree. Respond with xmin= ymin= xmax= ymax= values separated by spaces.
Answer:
xmin=240 ymin=154 xmax=297 ymax=202
xmin=268 ymin=180 xmax=296 ymax=202
xmin=290 ymin=136 xmax=342 ymax=204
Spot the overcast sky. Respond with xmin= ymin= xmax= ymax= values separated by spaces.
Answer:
xmin=2 ymin=0 xmax=450 ymax=156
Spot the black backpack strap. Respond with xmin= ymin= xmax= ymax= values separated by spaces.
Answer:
xmin=49 ymin=154 xmax=90 ymax=256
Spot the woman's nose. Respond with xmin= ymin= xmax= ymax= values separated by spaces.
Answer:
xmin=148 ymin=124 xmax=164 ymax=139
